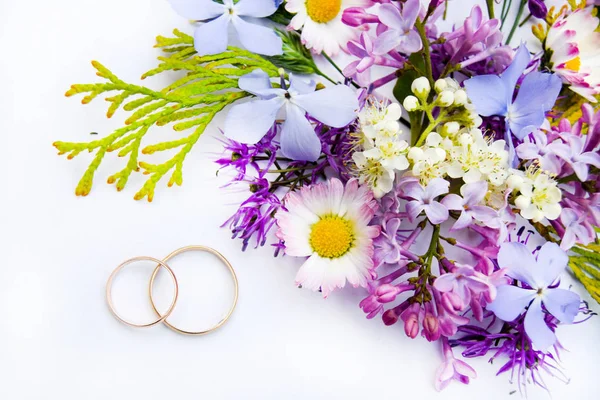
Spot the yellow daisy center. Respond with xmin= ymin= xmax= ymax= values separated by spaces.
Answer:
xmin=309 ymin=215 xmax=354 ymax=258
xmin=306 ymin=0 xmax=342 ymax=23
xmin=564 ymin=56 xmax=581 ymax=72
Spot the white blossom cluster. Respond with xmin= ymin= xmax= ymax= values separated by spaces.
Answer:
xmin=352 ymin=100 xmax=410 ymax=198
xmin=351 ymin=78 xmax=563 ymax=224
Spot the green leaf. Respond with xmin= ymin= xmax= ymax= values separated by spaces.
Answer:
xmin=392 ymin=53 xmax=425 ymax=105
xmin=569 ymin=243 xmax=600 ymax=304
xmin=268 ymin=4 xmax=294 ymax=26
xmin=54 ymin=30 xmax=279 ymax=202
xmin=264 ymin=29 xmax=319 ymax=75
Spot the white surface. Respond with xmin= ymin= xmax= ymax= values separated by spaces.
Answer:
xmin=0 ymin=1 xmax=599 ymax=399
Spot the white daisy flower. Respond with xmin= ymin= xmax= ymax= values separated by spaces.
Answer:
xmin=545 ymin=8 xmax=600 ymax=102
xmin=285 ymin=0 xmax=374 ymax=56
xmin=275 ymin=178 xmax=380 ymax=297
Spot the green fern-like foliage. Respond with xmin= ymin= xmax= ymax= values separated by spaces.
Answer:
xmin=570 ymin=243 xmax=600 ymax=303
xmin=54 ymin=29 xmax=279 ymax=201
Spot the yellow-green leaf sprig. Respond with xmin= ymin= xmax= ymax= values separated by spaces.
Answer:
xmin=54 ymin=29 xmax=279 ymax=201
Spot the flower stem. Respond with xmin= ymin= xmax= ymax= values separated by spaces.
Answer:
xmin=415 ymin=109 xmax=448 ymax=147
xmin=486 ymin=0 xmax=496 ymax=19
xmin=506 ymin=0 xmax=527 ymax=45
xmin=315 ymin=69 xmax=337 ymax=85
xmin=500 ymin=0 xmax=513 ymax=29
xmin=415 ymin=18 xmax=434 ymax=87
xmin=321 ymin=52 xmax=361 ymax=89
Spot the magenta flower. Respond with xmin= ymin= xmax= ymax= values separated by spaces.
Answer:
xmin=403 ymin=178 xmax=450 ymax=224
xmin=441 ymin=181 xmax=499 ymax=231
xmin=373 ymin=0 xmax=423 ymax=55
xmin=435 ymin=338 xmax=477 ymax=391
xmin=487 ymin=242 xmax=581 ymax=351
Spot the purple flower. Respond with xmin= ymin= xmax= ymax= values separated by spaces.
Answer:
xmin=342 ymin=7 xmax=380 ymax=27
xmin=549 ymin=134 xmax=600 ymax=181
xmin=528 ymin=0 xmax=548 ymax=19
xmin=359 ymin=283 xmax=412 ymax=319
xmin=224 ymin=69 xmax=358 ymax=162
xmin=373 ymin=0 xmax=423 ymax=55
xmin=403 ymin=178 xmax=450 ymax=224
xmin=465 ymin=44 xmax=562 ymax=141
xmin=516 ymin=128 xmax=564 ymax=174
xmin=559 ymin=208 xmax=596 ymax=250
xmin=487 ymin=242 xmax=581 ymax=351
xmin=440 ymin=6 xmax=513 ymax=74
xmin=344 ymin=32 xmax=404 ymax=84
xmin=168 ymin=0 xmax=282 ymax=56
xmin=435 ymin=338 xmax=477 ymax=391
xmin=441 ymin=181 xmax=499 ymax=231
xmin=435 ymin=264 xmax=500 ymax=306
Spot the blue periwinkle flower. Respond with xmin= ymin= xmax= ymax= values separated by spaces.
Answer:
xmin=487 ymin=242 xmax=580 ymax=351
xmin=168 ymin=0 xmax=282 ymax=56
xmin=224 ymin=69 xmax=358 ymax=162
xmin=464 ymin=44 xmax=562 ymax=141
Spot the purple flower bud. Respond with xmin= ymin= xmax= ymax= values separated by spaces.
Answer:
xmin=382 ymin=308 xmax=399 ymax=326
xmin=423 ymin=312 xmax=441 ymax=342
xmin=401 ymin=303 xmax=421 ymax=338
xmin=442 ymin=292 xmax=464 ymax=313
xmin=342 ymin=7 xmax=379 ymax=27
xmin=528 ymin=0 xmax=548 ymax=19
xmin=375 ymin=284 xmax=402 ymax=303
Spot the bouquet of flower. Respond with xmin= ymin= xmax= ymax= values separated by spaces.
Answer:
xmin=55 ymin=0 xmax=600 ymax=393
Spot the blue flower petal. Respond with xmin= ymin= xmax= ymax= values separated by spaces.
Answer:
xmin=292 ymin=85 xmax=358 ymax=128
xmin=524 ymin=298 xmax=557 ymax=351
xmin=500 ymin=43 xmax=531 ymax=94
xmin=534 ymin=242 xmax=568 ymax=287
xmin=168 ymin=0 xmax=225 ymax=20
xmin=238 ymin=69 xmax=282 ymax=99
xmin=543 ymin=289 xmax=580 ymax=324
xmin=464 ymin=75 xmax=508 ymax=117
xmin=289 ymin=74 xmax=316 ymax=95
xmin=498 ymin=242 xmax=538 ymax=286
xmin=224 ymin=97 xmax=284 ymax=144
xmin=514 ymin=71 xmax=562 ymax=113
xmin=193 ymin=14 xmax=230 ymax=55
xmin=280 ymin=103 xmax=322 ymax=162
xmin=234 ymin=0 xmax=279 ymax=18
xmin=231 ymin=16 xmax=282 ymax=56
xmin=487 ymin=284 xmax=536 ymax=321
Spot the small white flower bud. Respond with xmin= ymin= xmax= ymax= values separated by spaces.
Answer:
xmin=515 ymin=195 xmax=531 ymax=210
xmin=444 ymin=122 xmax=460 ymax=135
xmin=437 ymin=90 xmax=455 ymax=107
xmin=411 ymin=77 xmax=431 ymax=97
xmin=506 ymin=175 xmax=523 ymax=190
xmin=453 ymin=89 xmax=468 ymax=105
xmin=403 ymin=95 xmax=420 ymax=112
xmin=434 ymin=79 xmax=448 ymax=93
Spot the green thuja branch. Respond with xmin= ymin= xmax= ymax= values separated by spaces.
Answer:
xmin=570 ymin=243 xmax=600 ymax=304
xmin=54 ymin=29 xmax=279 ymax=201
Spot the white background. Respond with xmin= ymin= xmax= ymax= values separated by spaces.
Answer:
xmin=1 ymin=0 xmax=599 ymax=399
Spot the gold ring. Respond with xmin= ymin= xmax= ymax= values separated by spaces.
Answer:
xmin=148 ymin=245 xmax=239 ymax=335
xmin=106 ymin=256 xmax=179 ymax=328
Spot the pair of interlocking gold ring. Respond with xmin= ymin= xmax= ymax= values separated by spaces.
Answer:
xmin=105 ymin=245 xmax=238 ymax=335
